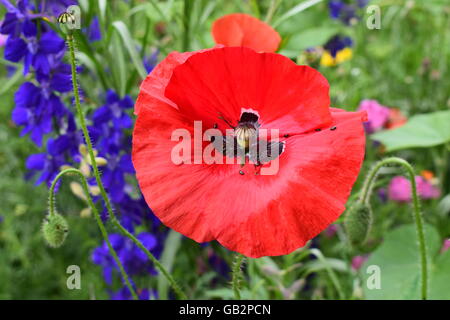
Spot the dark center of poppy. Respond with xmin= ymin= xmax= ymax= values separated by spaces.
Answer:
xmin=211 ymin=110 xmax=285 ymax=172
xmin=234 ymin=111 xmax=260 ymax=149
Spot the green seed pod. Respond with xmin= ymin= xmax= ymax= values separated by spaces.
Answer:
xmin=344 ymin=202 xmax=373 ymax=246
xmin=42 ymin=213 xmax=69 ymax=248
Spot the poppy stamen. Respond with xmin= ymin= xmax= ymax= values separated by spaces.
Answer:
xmin=218 ymin=115 xmax=235 ymax=129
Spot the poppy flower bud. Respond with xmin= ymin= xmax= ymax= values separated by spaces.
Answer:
xmin=344 ymin=202 xmax=372 ymax=246
xmin=42 ymin=213 xmax=69 ymax=248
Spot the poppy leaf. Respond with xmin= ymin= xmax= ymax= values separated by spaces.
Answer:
xmin=361 ymin=224 xmax=441 ymax=300
xmin=429 ymin=249 xmax=450 ymax=299
xmin=371 ymin=110 xmax=450 ymax=152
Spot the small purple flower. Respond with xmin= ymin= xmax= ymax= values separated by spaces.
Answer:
xmin=328 ymin=0 xmax=368 ymax=25
xmin=0 ymin=33 xmax=7 ymax=46
xmin=357 ymin=99 xmax=390 ymax=134
xmin=144 ymin=50 xmax=159 ymax=73
xmin=377 ymin=187 xmax=388 ymax=203
xmin=87 ymin=16 xmax=102 ymax=42
xmin=441 ymin=239 xmax=450 ymax=253
xmin=388 ymin=175 xmax=441 ymax=203
xmin=329 ymin=0 xmax=345 ymax=19
xmin=323 ymin=224 xmax=338 ymax=238
xmin=356 ymin=0 xmax=369 ymax=8
xmin=417 ymin=176 xmax=441 ymax=199
xmin=207 ymin=249 xmax=230 ymax=279
xmin=351 ymin=255 xmax=368 ymax=271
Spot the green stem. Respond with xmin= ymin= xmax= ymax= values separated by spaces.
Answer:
xmin=309 ymin=248 xmax=344 ymax=300
xmin=48 ymin=168 xmax=138 ymax=300
xmin=360 ymin=157 xmax=428 ymax=300
xmin=264 ymin=0 xmax=281 ymax=24
xmin=66 ymin=32 xmax=187 ymax=300
xmin=182 ymin=0 xmax=193 ymax=51
xmin=231 ymin=253 xmax=245 ymax=300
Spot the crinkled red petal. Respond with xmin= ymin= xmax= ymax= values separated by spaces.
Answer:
xmin=212 ymin=13 xmax=281 ymax=53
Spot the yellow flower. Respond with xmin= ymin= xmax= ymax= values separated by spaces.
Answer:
xmin=320 ymin=48 xmax=353 ymax=67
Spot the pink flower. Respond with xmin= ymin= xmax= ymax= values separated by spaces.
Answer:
xmin=357 ymin=99 xmax=390 ymax=133
xmin=388 ymin=176 xmax=440 ymax=203
xmin=351 ymin=255 xmax=368 ymax=271
xmin=0 ymin=34 xmax=7 ymax=47
xmin=417 ymin=176 xmax=440 ymax=199
xmin=323 ymin=224 xmax=338 ymax=238
xmin=441 ymin=239 xmax=450 ymax=253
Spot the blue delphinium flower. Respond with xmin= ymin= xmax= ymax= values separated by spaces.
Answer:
xmin=110 ymin=287 xmax=158 ymax=300
xmin=328 ymin=0 xmax=369 ymax=25
xmin=92 ymin=90 xmax=134 ymax=132
xmin=39 ymin=0 xmax=78 ymax=16
xmin=11 ymin=57 xmax=73 ymax=146
xmin=87 ymin=16 xmax=102 ymax=42
xmin=328 ymin=0 xmax=345 ymax=19
xmin=0 ymin=0 xmax=40 ymax=38
xmin=144 ymin=50 xmax=159 ymax=73
xmin=4 ymin=30 xmax=65 ymax=74
xmin=92 ymin=232 xmax=161 ymax=286
xmin=25 ymin=135 xmax=74 ymax=186
xmin=3 ymin=0 xmax=169 ymax=300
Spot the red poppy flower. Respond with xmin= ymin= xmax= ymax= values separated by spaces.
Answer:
xmin=132 ymin=47 xmax=367 ymax=258
xmin=211 ymin=13 xmax=281 ymax=53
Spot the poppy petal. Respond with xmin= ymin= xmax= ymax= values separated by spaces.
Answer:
xmin=165 ymin=47 xmax=332 ymax=134
xmin=134 ymin=49 xmax=214 ymax=116
xmin=212 ymin=13 xmax=281 ymax=53
xmin=132 ymin=47 xmax=366 ymax=257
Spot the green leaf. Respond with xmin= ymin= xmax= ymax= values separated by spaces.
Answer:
xmin=280 ymin=27 xmax=336 ymax=55
xmin=362 ymin=224 xmax=441 ymax=300
xmin=273 ymin=0 xmax=324 ymax=28
xmin=0 ymin=65 xmax=24 ymax=96
xmin=429 ymin=250 xmax=450 ymax=299
xmin=157 ymin=230 xmax=182 ymax=300
xmin=110 ymin=34 xmax=127 ymax=97
xmin=98 ymin=0 xmax=107 ymax=22
xmin=112 ymin=21 xmax=147 ymax=80
xmin=371 ymin=110 xmax=450 ymax=152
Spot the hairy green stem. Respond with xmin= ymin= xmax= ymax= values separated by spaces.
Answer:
xmin=66 ymin=32 xmax=186 ymax=300
xmin=48 ymin=168 xmax=138 ymax=299
xmin=231 ymin=253 xmax=245 ymax=300
xmin=360 ymin=157 xmax=428 ymax=300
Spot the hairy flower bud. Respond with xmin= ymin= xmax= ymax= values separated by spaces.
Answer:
xmin=42 ymin=213 xmax=69 ymax=248
xmin=344 ymin=202 xmax=372 ymax=246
